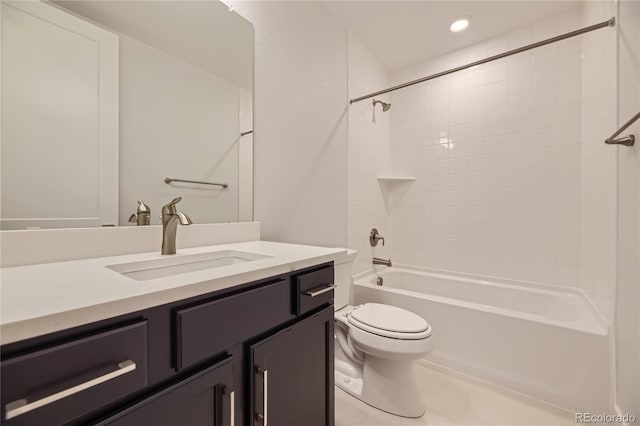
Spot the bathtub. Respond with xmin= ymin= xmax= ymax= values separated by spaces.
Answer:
xmin=352 ymin=266 xmax=611 ymax=412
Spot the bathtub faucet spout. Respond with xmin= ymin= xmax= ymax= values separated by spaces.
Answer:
xmin=373 ymin=257 xmax=392 ymax=267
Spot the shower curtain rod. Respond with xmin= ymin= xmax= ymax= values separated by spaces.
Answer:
xmin=349 ymin=18 xmax=615 ymax=104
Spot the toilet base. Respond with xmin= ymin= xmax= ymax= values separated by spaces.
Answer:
xmin=335 ymin=354 xmax=425 ymax=418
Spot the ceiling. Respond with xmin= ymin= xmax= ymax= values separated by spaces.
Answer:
xmin=55 ymin=1 xmax=253 ymax=88
xmin=322 ymin=1 xmax=584 ymax=72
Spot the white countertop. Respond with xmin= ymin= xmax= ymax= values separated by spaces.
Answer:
xmin=1 ymin=241 xmax=346 ymax=345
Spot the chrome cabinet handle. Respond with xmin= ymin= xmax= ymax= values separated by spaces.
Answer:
xmin=5 ymin=360 xmax=136 ymax=420
xmin=256 ymin=368 xmax=268 ymax=425
xmin=303 ymin=283 xmax=337 ymax=297
xmin=223 ymin=387 xmax=235 ymax=426
xmin=230 ymin=390 xmax=235 ymax=426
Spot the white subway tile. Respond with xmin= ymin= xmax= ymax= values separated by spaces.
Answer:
xmin=371 ymin=10 xmax=592 ymax=294
xmin=508 ymin=113 xmax=532 ymax=133
xmin=466 ymin=86 xmax=486 ymax=106
xmin=486 ymin=59 xmax=509 ymax=83
xmin=448 ymin=157 xmax=467 ymax=174
xmin=486 ymin=99 xmax=508 ymax=119
xmin=508 ymin=74 xmax=532 ymax=98
xmin=486 ymin=117 xmax=508 ymax=136
xmin=532 ymin=127 xmax=559 ymax=148
xmin=508 ymin=52 xmax=533 ymax=76
xmin=449 ymin=107 xmax=467 ymax=126
xmin=486 ymin=81 xmax=508 ymax=101
xmin=532 ymin=44 xmax=559 ymax=72
xmin=466 ymin=103 xmax=486 ymax=123
xmin=465 ymin=121 xmax=486 ymax=139
xmin=486 ymin=135 xmax=508 ymax=153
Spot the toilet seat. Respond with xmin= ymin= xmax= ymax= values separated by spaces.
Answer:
xmin=347 ymin=303 xmax=432 ymax=340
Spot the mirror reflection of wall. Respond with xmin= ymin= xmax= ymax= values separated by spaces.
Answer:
xmin=0 ymin=0 xmax=254 ymax=230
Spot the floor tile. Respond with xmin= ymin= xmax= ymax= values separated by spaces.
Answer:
xmin=335 ymin=363 xmax=575 ymax=426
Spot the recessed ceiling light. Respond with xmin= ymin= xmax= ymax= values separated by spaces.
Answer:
xmin=450 ymin=19 xmax=470 ymax=33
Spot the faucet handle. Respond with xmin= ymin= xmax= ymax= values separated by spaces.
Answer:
xmin=136 ymin=200 xmax=150 ymax=213
xmin=162 ymin=197 xmax=183 ymax=214
xmin=370 ymin=228 xmax=385 ymax=247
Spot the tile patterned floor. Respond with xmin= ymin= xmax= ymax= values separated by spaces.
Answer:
xmin=335 ymin=363 xmax=576 ymax=426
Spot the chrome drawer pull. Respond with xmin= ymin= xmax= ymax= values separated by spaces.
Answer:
xmin=256 ymin=368 xmax=268 ymax=425
xmin=5 ymin=360 xmax=136 ymax=420
xmin=303 ymin=283 xmax=337 ymax=297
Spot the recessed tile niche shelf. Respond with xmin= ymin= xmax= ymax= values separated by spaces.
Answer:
xmin=377 ymin=176 xmax=416 ymax=183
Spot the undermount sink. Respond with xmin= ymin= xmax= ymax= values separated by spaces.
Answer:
xmin=106 ymin=250 xmax=272 ymax=281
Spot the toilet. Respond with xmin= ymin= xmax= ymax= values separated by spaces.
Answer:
xmin=334 ymin=250 xmax=434 ymax=418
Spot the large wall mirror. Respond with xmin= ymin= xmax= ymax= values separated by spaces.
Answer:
xmin=1 ymin=0 xmax=253 ymax=229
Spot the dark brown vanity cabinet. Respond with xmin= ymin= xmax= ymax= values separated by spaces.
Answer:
xmin=0 ymin=262 xmax=335 ymax=426
xmin=96 ymin=357 xmax=235 ymax=426
xmin=0 ymin=322 xmax=149 ymax=426
xmin=251 ymin=306 xmax=334 ymax=426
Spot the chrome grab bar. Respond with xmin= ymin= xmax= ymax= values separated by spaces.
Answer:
xmin=605 ymin=111 xmax=639 ymax=146
xmin=5 ymin=360 xmax=136 ymax=420
xmin=164 ymin=177 xmax=228 ymax=189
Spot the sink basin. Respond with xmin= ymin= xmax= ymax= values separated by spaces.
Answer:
xmin=106 ymin=250 xmax=272 ymax=281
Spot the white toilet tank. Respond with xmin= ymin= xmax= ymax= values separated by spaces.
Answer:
xmin=334 ymin=249 xmax=357 ymax=311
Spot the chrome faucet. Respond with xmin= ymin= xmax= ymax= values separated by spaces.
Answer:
xmin=161 ymin=197 xmax=192 ymax=255
xmin=128 ymin=200 xmax=151 ymax=226
xmin=373 ymin=257 xmax=392 ymax=267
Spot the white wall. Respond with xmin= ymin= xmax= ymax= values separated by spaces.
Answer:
xmin=347 ymin=34 xmax=392 ymax=274
xmin=580 ymin=0 xmax=618 ymax=322
xmin=615 ymin=0 xmax=640 ymax=417
xmin=119 ymin=35 xmax=240 ymax=225
xmin=386 ymin=11 xmax=585 ymax=286
xmin=228 ymin=1 xmax=349 ymax=248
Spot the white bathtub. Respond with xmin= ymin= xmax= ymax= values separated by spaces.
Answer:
xmin=352 ymin=266 xmax=611 ymax=412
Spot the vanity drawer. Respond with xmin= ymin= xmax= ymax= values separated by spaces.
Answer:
xmin=1 ymin=321 xmax=148 ymax=426
xmin=294 ymin=266 xmax=335 ymax=315
xmin=175 ymin=277 xmax=293 ymax=370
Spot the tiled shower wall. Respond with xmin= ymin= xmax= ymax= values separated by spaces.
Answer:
xmin=348 ymin=35 xmax=392 ymax=275
xmin=580 ymin=0 xmax=618 ymax=322
xmin=387 ymin=10 xmax=586 ymax=286
xmin=615 ymin=0 xmax=640 ymax=415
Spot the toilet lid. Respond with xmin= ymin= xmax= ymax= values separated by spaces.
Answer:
xmin=348 ymin=303 xmax=430 ymax=338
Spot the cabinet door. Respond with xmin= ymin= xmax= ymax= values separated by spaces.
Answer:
xmin=97 ymin=356 xmax=235 ymax=426
xmin=250 ymin=306 xmax=334 ymax=426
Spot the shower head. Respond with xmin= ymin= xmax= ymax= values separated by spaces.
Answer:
xmin=372 ymin=99 xmax=391 ymax=112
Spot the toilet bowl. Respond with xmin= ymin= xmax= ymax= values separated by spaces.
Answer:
xmin=333 ymin=251 xmax=434 ymax=418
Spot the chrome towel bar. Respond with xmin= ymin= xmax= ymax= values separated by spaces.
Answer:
xmin=164 ymin=177 xmax=228 ymax=189
xmin=605 ymin=112 xmax=639 ymax=147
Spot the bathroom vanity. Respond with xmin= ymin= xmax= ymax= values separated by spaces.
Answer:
xmin=0 ymin=241 xmax=343 ymax=426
